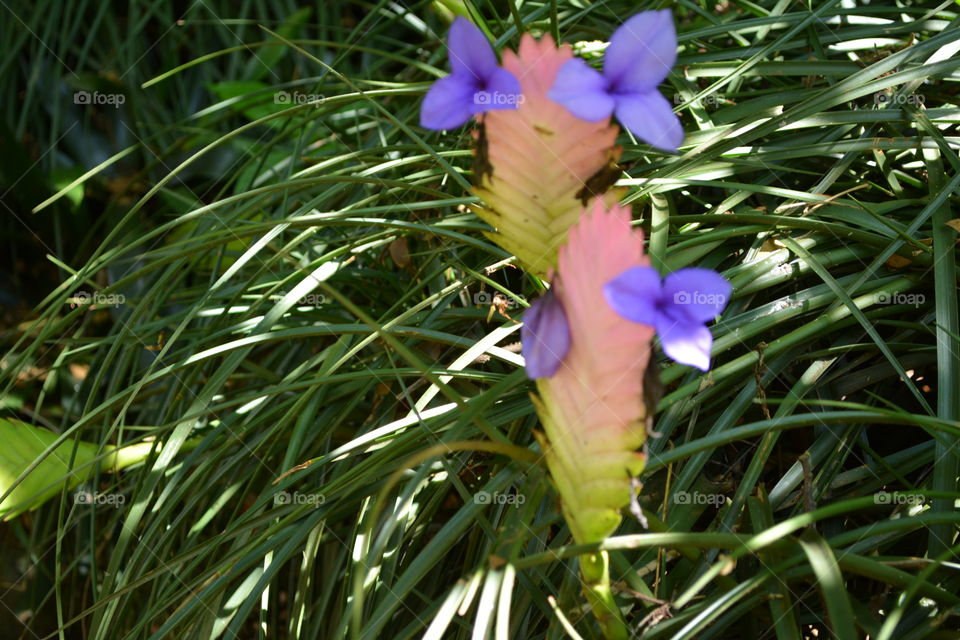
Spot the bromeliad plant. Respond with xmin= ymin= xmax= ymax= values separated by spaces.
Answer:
xmin=422 ymin=12 xmax=730 ymax=638
xmin=524 ymin=202 xmax=656 ymax=639
xmin=423 ymin=16 xmax=623 ymax=276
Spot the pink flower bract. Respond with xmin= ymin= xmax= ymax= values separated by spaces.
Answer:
xmin=531 ymin=200 xmax=655 ymax=543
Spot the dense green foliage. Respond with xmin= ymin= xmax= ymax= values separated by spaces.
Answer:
xmin=1 ymin=1 xmax=959 ymax=638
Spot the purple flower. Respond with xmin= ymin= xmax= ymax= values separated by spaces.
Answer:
xmin=420 ymin=17 xmax=522 ymax=130
xmin=603 ymin=267 xmax=730 ymax=371
xmin=521 ymin=290 xmax=572 ymax=379
xmin=547 ymin=10 xmax=683 ymax=151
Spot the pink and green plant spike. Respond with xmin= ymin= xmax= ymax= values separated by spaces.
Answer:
xmin=472 ymin=33 xmax=623 ymax=276
xmin=422 ymin=11 xmax=730 ymax=639
xmin=530 ymin=201 xmax=656 ymax=639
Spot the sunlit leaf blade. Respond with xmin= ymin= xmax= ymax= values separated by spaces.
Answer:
xmin=0 ymin=418 xmax=164 ymax=519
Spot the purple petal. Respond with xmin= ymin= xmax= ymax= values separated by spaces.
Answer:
xmin=448 ymin=17 xmax=499 ymax=81
xmin=521 ymin=291 xmax=571 ymax=379
xmin=420 ymin=74 xmax=478 ymax=130
xmin=471 ymin=67 xmax=522 ymax=114
xmin=655 ymin=314 xmax=713 ymax=371
xmin=613 ymin=90 xmax=683 ymax=151
xmin=547 ymin=58 xmax=616 ymax=122
xmin=603 ymin=266 xmax=662 ymax=326
xmin=662 ymin=268 xmax=731 ymax=323
xmin=605 ymin=10 xmax=677 ymax=92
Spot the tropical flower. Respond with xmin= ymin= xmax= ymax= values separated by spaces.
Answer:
xmin=420 ymin=17 xmax=522 ymax=130
xmin=471 ymin=31 xmax=623 ymax=276
xmin=521 ymin=289 xmax=571 ymax=379
xmin=603 ymin=266 xmax=730 ymax=371
xmin=527 ymin=201 xmax=654 ymax=542
xmin=528 ymin=201 xmax=655 ymax=640
xmin=547 ymin=10 xmax=683 ymax=151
